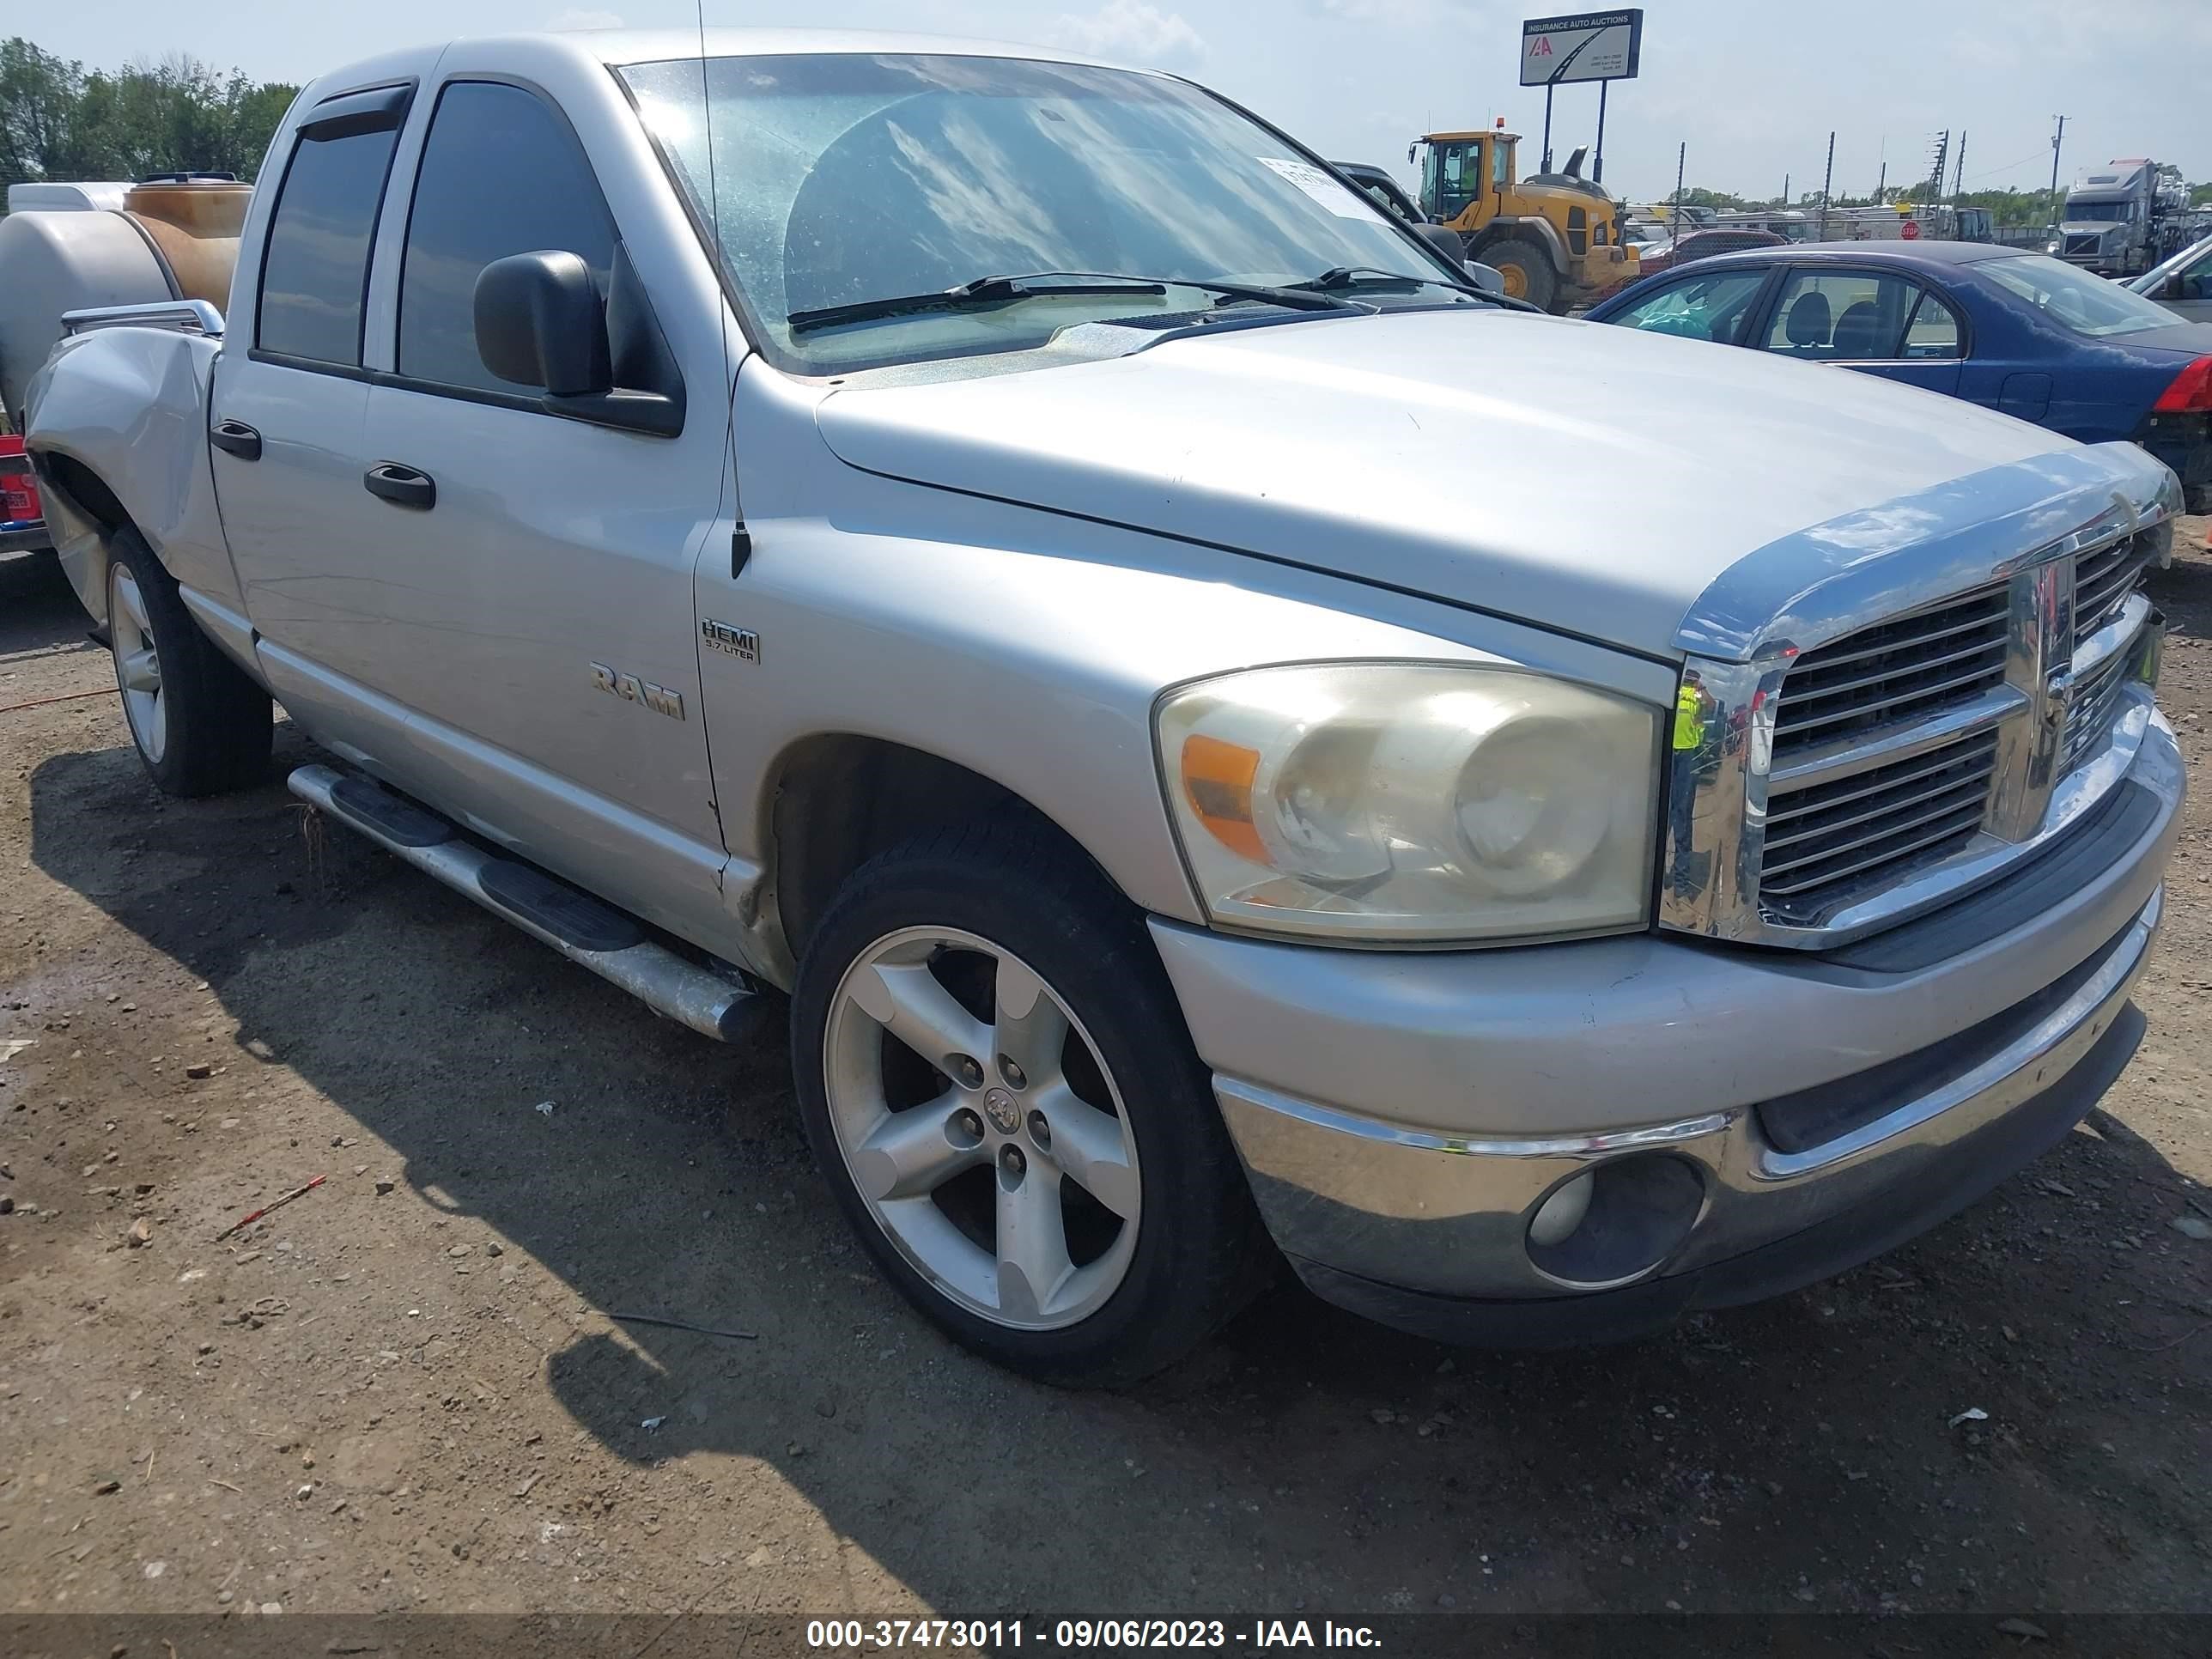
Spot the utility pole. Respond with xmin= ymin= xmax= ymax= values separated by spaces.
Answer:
xmin=1673 ymin=141 xmax=1686 ymax=240
xmin=1819 ymin=131 xmax=1834 ymax=239
xmin=1952 ymin=130 xmax=1968 ymax=200
xmin=2047 ymin=114 xmax=2067 ymax=238
xmin=1783 ymin=171 xmax=1790 ymax=208
xmin=1928 ymin=130 xmax=1950 ymax=202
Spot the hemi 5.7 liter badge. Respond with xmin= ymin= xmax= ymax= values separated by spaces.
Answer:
xmin=702 ymin=619 xmax=759 ymax=662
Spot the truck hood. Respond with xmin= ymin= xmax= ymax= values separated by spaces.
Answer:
xmin=815 ymin=309 xmax=2074 ymax=658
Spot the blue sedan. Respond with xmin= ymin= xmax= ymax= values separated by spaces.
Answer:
xmin=1584 ymin=242 xmax=2212 ymax=511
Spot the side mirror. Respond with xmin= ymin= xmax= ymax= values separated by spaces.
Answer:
xmin=2166 ymin=274 xmax=2188 ymax=301
xmin=1462 ymin=261 xmax=1507 ymax=297
xmin=473 ymin=250 xmax=611 ymax=398
xmin=1413 ymin=222 xmax=1468 ymax=267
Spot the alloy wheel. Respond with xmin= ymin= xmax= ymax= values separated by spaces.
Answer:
xmin=823 ymin=926 xmax=1143 ymax=1330
xmin=109 ymin=563 xmax=167 ymax=764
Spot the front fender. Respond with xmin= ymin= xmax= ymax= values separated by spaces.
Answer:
xmin=25 ymin=327 xmax=234 ymax=626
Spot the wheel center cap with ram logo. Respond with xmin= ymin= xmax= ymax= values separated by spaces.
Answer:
xmin=982 ymin=1086 xmax=1021 ymax=1134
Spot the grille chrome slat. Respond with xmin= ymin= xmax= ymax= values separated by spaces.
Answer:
xmin=1772 ymin=651 xmax=2008 ymax=744
xmin=1769 ymin=584 xmax=2011 ymax=757
xmin=1759 ymin=804 xmax=1990 ymax=899
xmin=1765 ymin=736 xmax=2001 ymax=823
xmin=1763 ymin=763 xmax=1996 ymax=854
xmin=1759 ymin=781 xmax=1990 ymax=880
xmin=1775 ymin=603 xmax=2008 ymax=678
xmin=1778 ymin=635 xmax=2009 ymax=707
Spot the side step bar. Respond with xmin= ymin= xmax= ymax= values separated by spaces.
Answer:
xmin=288 ymin=764 xmax=756 ymax=1042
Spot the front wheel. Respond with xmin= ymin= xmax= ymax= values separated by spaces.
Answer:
xmin=790 ymin=821 xmax=1269 ymax=1387
xmin=1479 ymin=239 xmax=1560 ymax=312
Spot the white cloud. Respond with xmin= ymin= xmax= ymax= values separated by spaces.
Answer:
xmin=1052 ymin=0 xmax=1207 ymax=64
xmin=547 ymin=8 xmax=624 ymax=29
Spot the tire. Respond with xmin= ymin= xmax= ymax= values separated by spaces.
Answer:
xmin=790 ymin=818 xmax=1270 ymax=1387
xmin=106 ymin=529 xmax=271 ymax=796
xmin=1480 ymin=238 xmax=1560 ymax=312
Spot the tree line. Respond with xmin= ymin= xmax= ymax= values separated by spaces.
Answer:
xmin=0 ymin=37 xmax=296 ymax=200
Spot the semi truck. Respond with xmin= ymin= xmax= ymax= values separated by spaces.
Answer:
xmin=2057 ymin=158 xmax=2188 ymax=276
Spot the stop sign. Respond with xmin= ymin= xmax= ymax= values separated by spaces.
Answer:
xmin=1901 ymin=219 xmax=1922 ymax=240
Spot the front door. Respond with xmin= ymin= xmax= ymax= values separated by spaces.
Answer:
xmin=351 ymin=77 xmax=734 ymax=945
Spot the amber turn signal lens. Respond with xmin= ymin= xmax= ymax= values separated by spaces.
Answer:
xmin=1180 ymin=734 xmax=1267 ymax=864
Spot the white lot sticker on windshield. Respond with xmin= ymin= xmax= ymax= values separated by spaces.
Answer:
xmin=1257 ymin=156 xmax=1381 ymax=221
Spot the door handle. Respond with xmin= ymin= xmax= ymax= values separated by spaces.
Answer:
xmin=364 ymin=462 xmax=435 ymax=510
xmin=210 ymin=419 xmax=261 ymax=461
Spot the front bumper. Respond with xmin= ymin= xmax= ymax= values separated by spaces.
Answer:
xmin=1151 ymin=708 xmax=2183 ymax=1343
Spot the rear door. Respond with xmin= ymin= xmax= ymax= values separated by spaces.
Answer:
xmin=209 ymin=82 xmax=413 ymax=757
xmin=1753 ymin=265 xmax=1965 ymax=396
xmin=351 ymin=75 xmax=732 ymax=940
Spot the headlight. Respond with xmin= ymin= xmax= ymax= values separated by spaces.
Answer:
xmin=1156 ymin=663 xmax=1662 ymax=944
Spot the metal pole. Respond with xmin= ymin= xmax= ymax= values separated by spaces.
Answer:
xmin=1673 ymin=140 xmax=1686 ymax=239
xmin=2047 ymin=114 xmax=2066 ymax=239
xmin=1783 ymin=172 xmax=1790 ymax=207
xmin=1876 ymin=160 xmax=1887 ymax=202
xmin=1594 ymin=80 xmax=1607 ymax=183
xmin=1952 ymin=130 xmax=1967 ymax=201
xmin=1542 ymin=85 xmax=1554 ymax=173
xmin=1819 ymin=131 xmax=1834 ymax=239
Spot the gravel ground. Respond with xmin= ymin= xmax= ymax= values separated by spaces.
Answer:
xmin=0 ymin=526 xmax=2208 ymax=1644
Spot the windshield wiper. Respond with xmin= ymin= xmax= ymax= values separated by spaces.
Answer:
xmin=787 ymin=270 xmax=1355 ymax=334
xmin=1292 ymin=265 xmax=1539 ymax=312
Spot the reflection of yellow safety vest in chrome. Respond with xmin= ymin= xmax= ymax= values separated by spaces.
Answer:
xmin=1672 ymin=684 xmax=1704 ymax=751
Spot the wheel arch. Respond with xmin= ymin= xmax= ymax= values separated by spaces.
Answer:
xmin=1469 ymin=216 xmax=1570 ymax=273
xmin=756 ymin=732 xmax=1146 ymax=988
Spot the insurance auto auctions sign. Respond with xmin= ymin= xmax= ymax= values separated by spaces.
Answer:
xmin=1520 ymin=9 xmax=1644 ymax=86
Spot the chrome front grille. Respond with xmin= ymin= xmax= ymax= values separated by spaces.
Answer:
xmin=1661 ymin=481 xmax=2174 ymax=950
xmin=2064 ymin=648 xmax=2133 ymax=770
xmin=1759 ymin=732 xmax=1999 ymax=919
xmin=2074 ymin=531 xmax=2156 ymax=638
xmin=1769 ymin=585 xmax=2009 ymax=759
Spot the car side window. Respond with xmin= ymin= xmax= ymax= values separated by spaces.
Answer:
xmin=1609 ymin=269 xmax=1770 ymax=344
xmin=1764 ymin=270 xmax=1919 ymax=361
xmin=258 ymin=120 xmax=404 ymax=365
xmin=1900 ymin=289 xmax=1964 ymax=360
xmin=398 ymin=82 xmax=618 ymax=396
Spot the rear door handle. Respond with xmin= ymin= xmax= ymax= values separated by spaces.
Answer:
xmin=364 ymin=462 xmax=435 ymax=510
xmin=210 ymin=419 xmax=261 ymax=461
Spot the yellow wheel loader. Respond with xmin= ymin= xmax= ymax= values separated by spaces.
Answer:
xmin=1412 ymin=127 xmax=1638 ymax=312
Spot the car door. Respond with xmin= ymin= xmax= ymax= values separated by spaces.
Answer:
xmin=349 ymin=75 xmax=733 ymax=945
xmin=1755 ymin=265 xmax=1965 ymax=396
xmin=2154 ymin=241 xmax=2212 ymax=322
xmin=209 ymin=81 xmax=415 ymax=760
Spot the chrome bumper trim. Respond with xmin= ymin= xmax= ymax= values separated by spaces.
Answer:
xmin=1216 ymin=884 xmax=2161 ymax=1303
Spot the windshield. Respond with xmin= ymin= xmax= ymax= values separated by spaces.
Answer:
xmin=2064 ymin=200 xmax=2134 ymax=224
xmin=617 ymin=52 xmax=1452 ymax=374
xmin=1978 ymin=254 xmax=2179 ymax=337
xmin=2131 ymin=233 xmax=2212 ymax=295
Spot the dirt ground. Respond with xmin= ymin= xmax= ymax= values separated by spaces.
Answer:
xmin=0 ymin=526 xmax=2209 ymax=1648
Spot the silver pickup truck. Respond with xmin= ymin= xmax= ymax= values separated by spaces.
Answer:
xmin=18 ymin=30 xmax=2185 ymax=1386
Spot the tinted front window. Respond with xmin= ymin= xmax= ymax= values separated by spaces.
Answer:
xmin=1978 ymin=254 xmax=2178 ymax=337
xmin=258 ymin=125 xmax=399 ymax=364
xmin=619 ymin=53 xmax=1448 ymax=373
xmin=398 ymin=82 xmax=618 ymax=393
xmin=1610 ymin=269 xmax=1769 ymax=343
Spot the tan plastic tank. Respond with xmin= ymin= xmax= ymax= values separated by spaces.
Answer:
xmin=0 ymin=173 xmax=252 ymax=427
xmin=120 ymin=175 xmax=253 ymax=306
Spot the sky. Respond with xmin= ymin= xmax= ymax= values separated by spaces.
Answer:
xmin=21 ymin=0 xmax=2212 ymax=204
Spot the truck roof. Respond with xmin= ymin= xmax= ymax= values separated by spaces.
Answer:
xmin=287 ymin=28 xmax=1141 ymax=115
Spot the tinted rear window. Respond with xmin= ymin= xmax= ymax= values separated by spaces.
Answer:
xmin=258 ymin=125 xmax=401 ymax=365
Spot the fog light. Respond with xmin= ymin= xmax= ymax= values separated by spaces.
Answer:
xmin=1528 ymin=1171 xmax=1593 ymax=1246
xmin=1524 ymin=1154 xmax=1705 ymax=1289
